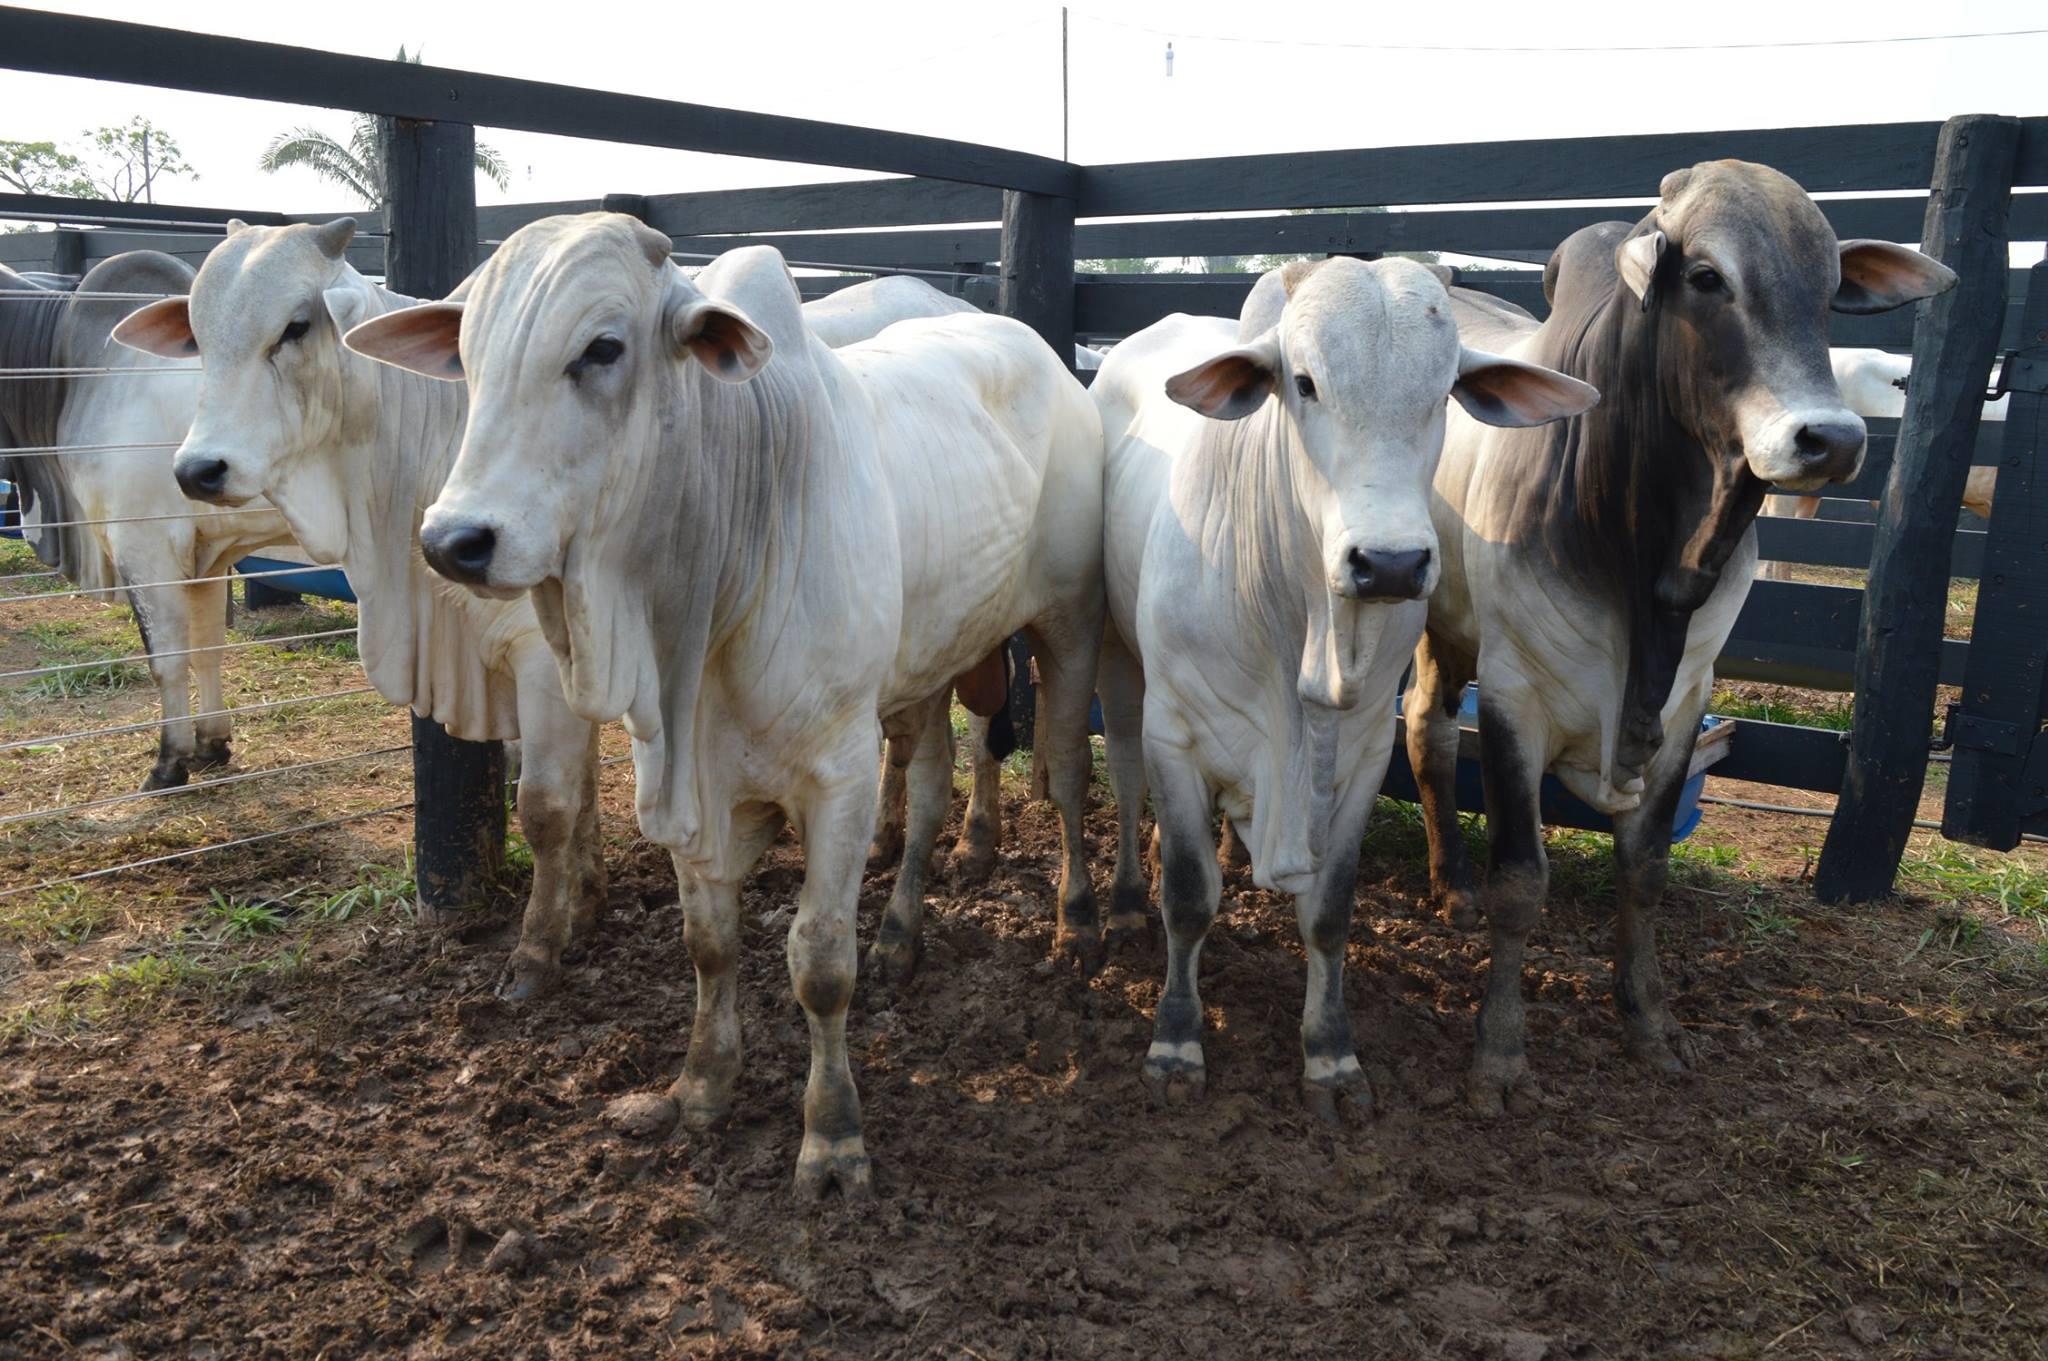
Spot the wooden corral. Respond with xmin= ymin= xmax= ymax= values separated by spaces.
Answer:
xmin=1 ymin=5 xmax=2043 ymax=904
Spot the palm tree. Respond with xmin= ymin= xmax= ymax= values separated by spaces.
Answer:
xmin=259 ymin=47 xmax=512 ymax=208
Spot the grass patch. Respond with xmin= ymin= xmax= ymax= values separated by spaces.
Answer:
xmin=196 ymin=890 xmax=289 ymax=941
xmin=0 ymin=883 xmax=115 ymax=945
xmin=1899 ymin=841 xmax=2048 ymax=924
xmin=24 ymin=659 xmax=150 ymax=700
xmin=305 ymin=859 xmax=416 ymax=924
xmin=1709 ymin=684 xmax=1854 ymax=731
xmin=235 ymin=602 xmax=360 ymax=660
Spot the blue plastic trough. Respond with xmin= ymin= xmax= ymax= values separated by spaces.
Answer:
xmin=1382 ymin=685 xmax=1728 ymax=844
xmin=232 ymin=555 xmax=356 ymax=604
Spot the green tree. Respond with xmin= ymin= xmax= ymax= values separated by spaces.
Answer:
xmin=80 ymin=117 xmax=197 ymax=203
xmin=0 ymin=139 xmax=93 ymax=197
xmin=259 ymin=46 xmax=511 ymax=209
xmin=1078 ymin=256 xmax=1170 ymax=274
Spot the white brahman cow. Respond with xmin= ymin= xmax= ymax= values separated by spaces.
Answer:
xmin=3 ymin=253 xmax=296 ymax=789
xmin=1095 ymin=256 xmax=1596 ymax=1118
xmin=115 ymin=220 xmax=608 ymax=1001
xmin=343 ymin=219 xmax=1105 ymax=1198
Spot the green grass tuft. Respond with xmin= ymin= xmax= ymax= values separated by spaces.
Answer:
xmin=0 ymin=884 xmax=114 ymax=946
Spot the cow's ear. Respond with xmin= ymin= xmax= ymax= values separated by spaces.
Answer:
xmin=1618 ymin=229 xmax=1665 ymax=312
xmin=1453 ymin=348 xmax=1601 ymax=428
xmin=1164 ymin=334 xmax=1281 ymax=421
xmin=669 ymin=295 xmax=772 ymax=382
xmin=342 ymin=301 xmax=466 ymax=381
xmin=1833 ymin=240 xmax=1958 ymax=315
xmin=112 ymin=297 xmax=198 ymax=358
xmin=322 ymin=285 xmax=370 ymax=336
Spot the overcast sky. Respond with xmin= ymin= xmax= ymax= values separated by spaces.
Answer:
xmin=3 ymin=0 xmax=2045 ymax=217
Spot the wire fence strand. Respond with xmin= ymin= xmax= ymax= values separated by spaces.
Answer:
xmin=0 ymin=289 xmax=187 ymax=301
xmin=3 ymin=563 xmax=345 ymax=604
xmin=0 ymin=440 xmax=181 ymax=456
xmin=0 ymin=800 xmax=416 ymax=901
xmin=0 ymin=628 xmax=357 ymax=683
xmin=0 ymin=367 xmax=202 ymax=381
xmin=0 ymin=686 xmax=378 ymax=755
xmin=0 ymin=743 xmax=412 ymax=829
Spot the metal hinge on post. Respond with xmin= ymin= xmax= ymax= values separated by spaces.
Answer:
xmin=1988 ymin=344 xmax=2048 ymax=400
xmin=1946 ymin=710 xmax=2023 ymax=757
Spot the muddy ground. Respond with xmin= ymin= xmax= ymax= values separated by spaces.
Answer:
xmin=3 ymin=769 xmax=2045 ymax=1360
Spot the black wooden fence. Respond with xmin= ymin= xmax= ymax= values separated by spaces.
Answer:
xmin=3 ymin=5 xmax=2041 ymax=901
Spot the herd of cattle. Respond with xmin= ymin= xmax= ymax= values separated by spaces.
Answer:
xmin=1 ymin=159 xmax=1958 ymax=1197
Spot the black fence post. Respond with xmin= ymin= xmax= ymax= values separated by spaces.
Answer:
xmin=383 ymin=114 xmax=506 ymax=917
xmin=997 ymin=191 xmax=1076 ymax=774
xmin=1814 ymin=114 xmax=2021 ymax=903
xmin=51 ymin=227 xmax=85 ymax=276
xmin=1942 ymin=252 xmax=2048 ymax=849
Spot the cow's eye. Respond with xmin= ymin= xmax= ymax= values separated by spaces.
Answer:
xmin=580 ymin=337 xmax=624 ymax=368
xmin=1686 ymin=266 xmax=1725 ymax=295
xmin=1295 ymin=374 xmax=1317 ymax=401
xmin=279 ymin=319 xmax=310 ymax=345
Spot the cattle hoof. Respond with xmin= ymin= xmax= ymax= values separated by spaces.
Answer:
xmin=1055 ymin=927 xmax=1105 ymax=977
xmin=865 ymin=934 xmax=922 ymax=990
xmin=1466 ymin=1053 xmax=1536 ymax=1119
xmin=141 ymin=762 xmax=190 ymax=793
xmin=1439 ymin=888 xmax=1483 ymax=932
xmin=604 ymin=1092 xmax=681 ymax=1142
xmin=1625 ymin=1020 xmax=1700 ymax=1076
xmin=794 ymin=1138 xmax=873 ymax=1202
xmin=1303 ymin=1075 xmax=1375 ymax=1127
xmin=1141 ymin=1052 xmax=1207 ymax=1107
xmin=1103 ymin=908 xmax=1153 ymax=953
xmin=189 ymin=738 xmax=232 ymax=772
xmin=497 ymin=957 xmax=561 ymax=1004
xmin=945 ymin=840 xmax=998 ymax=887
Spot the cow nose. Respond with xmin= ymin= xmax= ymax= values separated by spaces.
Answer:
xmin=176 ymin=457 xmax=230 ymax=501
xmin=1347 ymin=546 xmax=1431 ymax=601
xmin=420 ymin=521 xmax=497 ymax=585
xmin=1794 ymin=421 xmax=1865 ymax=473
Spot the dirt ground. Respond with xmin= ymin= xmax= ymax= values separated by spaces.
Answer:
xmin=4 ymin=762 xmax=2046 ymax=1360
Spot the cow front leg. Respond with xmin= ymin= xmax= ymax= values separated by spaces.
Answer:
xmin=1027 ymin=618 xmax=1105 ymax=973
xmin=1142 ymin=745 xmax=1220 ymax=1103
xmin=186 ymin=579 xmax=233 ymax=771
xmin=1406 ymin=634 xmax=1480 ymax=928
xmin=1611 ymin=694 xmax=1708 ymax=1074
xmin=945 ymin=711 xmax=1002 ymax=885
xmin=1097 ymin=626 xmax=1152 ymax=948
xmin=1469 ymin=691 xmax=1549 ymax=1117
xmin=1297 ymin=777 xmax=1376 ymax=1124
xmin=501 ymin=671 xmax=606 ymax=1001
xmin=790 ymin=751 xmax=880 ymax=1200
xmin=868 ymin=693 xmax=952 ymax=988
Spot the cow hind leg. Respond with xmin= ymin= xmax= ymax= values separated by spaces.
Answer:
xmin=945 ymin=710 xmax=1002 ymax=885
xmin=186 ymin=579 xmax=233 ymax=771
xmin=1027 ymin=618 xmax=1104 ymax=974
xmin=1469 ymin=694 xmax=1549 ymax=1118
xmin=1298 ymin=785 xmax=1374 ymax=1125
xmin=869 ymin=731 xmax=912 ymax=868
xmin=127 ymin=581 xmax=198 ymax=792
xmin=1097 ymin=629 xmax=1152 ymax=948
xmin=1143 ymin=749 xmax=1220 ymax=1103
xmin=868 ymin=693 xmax=952 ymax=988
xmin=1611 ymin=696 xmax=1708 ymax=1075
xmin=789 ymin=743 xmax=880 ymax=1200
xmin=1406 ymin=635 xmax=1480 ymax=928
xmin=500 ymin=690 xmax=606 ymax=1002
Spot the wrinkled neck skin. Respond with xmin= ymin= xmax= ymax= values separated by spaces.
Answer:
xmin=1513 ymin=276 xmax=1766 ymax=780
xmin=1170 ymin=398 xmax=1410 ymax=891
xmin=543 ymin=335 xmax=874 ymax=863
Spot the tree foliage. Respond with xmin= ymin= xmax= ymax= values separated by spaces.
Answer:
xmin=0 ymin=119 xmax=197 ymax=203
xmin=258 ymin=46 xmax=513 ymax=209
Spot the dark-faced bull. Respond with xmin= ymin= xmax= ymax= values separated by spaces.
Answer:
xmin=1405 ymin=160 xmax=1956 ymax=1114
